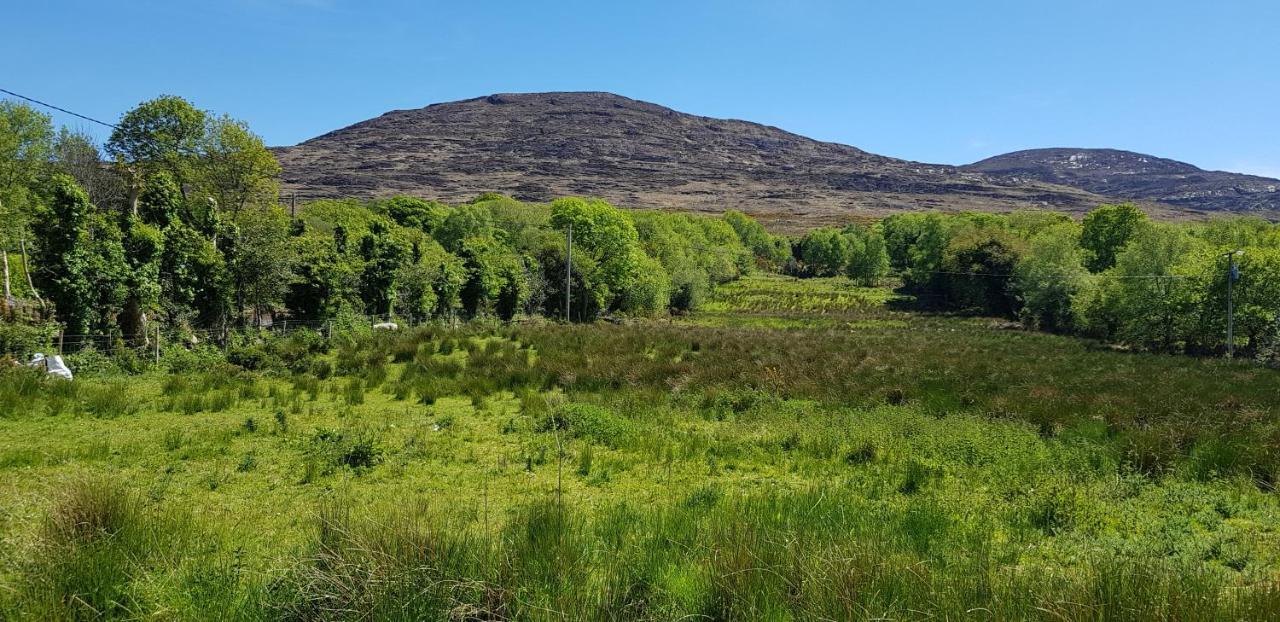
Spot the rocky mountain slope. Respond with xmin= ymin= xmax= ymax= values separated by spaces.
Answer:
xmin=964 ymin=148 xmax=1280 ymax=214
xmin=274 ymin=92 xmax=1132 ymax=230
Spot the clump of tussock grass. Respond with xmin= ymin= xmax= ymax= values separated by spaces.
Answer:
xmin=264 ymin=491 xmax=1280 ymax=621
xmin=304 ymin=428 xmax=384 ymax=478
xmin=8 ymin=476 xmax=194 ymax=619
xmin=536 ymin=403 xmax=634 ymax=448
xmin=78 ymin=382 xmax=140 ymax=418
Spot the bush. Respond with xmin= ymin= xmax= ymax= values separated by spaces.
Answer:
xmin=537 ymin=403 xmax=633 ymax=448
xmin=0 ymin=320 xmax=58 ymax=357
xmin=307 ymin=428 xmax=384 ymax=476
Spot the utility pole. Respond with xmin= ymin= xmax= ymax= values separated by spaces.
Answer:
xmin=1224 ymin=249 xmax=1244 ymax=358
xmin=564 ymin=222 xmax=572 ymax=322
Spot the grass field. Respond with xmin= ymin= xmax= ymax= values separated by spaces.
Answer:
xmin=3 ymin=274 xmax=1280 ymax=620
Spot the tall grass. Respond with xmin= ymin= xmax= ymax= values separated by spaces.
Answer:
xmin=264 ymin=491 xmax=1280 ymax=621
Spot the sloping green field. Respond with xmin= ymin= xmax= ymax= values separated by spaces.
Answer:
xmin=2 ymin=275 xmax=1280 ymax=620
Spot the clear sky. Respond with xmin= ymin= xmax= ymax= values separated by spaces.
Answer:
xmin=6 ymin=0 xmax=1278 ymax=177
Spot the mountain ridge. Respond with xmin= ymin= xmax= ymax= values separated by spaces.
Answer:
xmin=273 ymin=92 xmax=1236 ymax=230
xmin=963 ymin=147 xmax=1280 ymax=214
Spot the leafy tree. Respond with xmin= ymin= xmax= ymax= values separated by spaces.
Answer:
xmin=435 ymin=204 xmax=494 ymax=253
xmin=549 ymin=198 xmax=650 ymax=318
xmin=286 ymin=232 xmax=357 ymax=320
xmin=619 ymin=250 xmax=670 ymax=315
xmin=137 ymin=172 xmax=182 ymax=228
xmin=797 ymin=228 xmax=853 ymax=277
xmin=842 ymin=225 xmax=890 ymax=286
xmin=161 ymin=221 xmax=230 ymax=326
xmin=0 ymin=101 xmax=53 ymax=211
xmin=0 ymin=101 xmax=54 ymax=295
xmin=901 ymin=215 xmax=955 ymax=292
xmin=358 ymin=220 xmax=408 ymax=316
xmin=456 ymin=236 xmax=527 ymax=319
xmin=383 ymin=196 xmax=449 ymax=233
xmin=1078 ymin=223 xmax=1204 ymax=350
xmin=393 ymin=238 xmax=461 ymax=319
xmin=120 ymin=217 xmax=164 ymax=339
xmin=198 ymin=115 xmax=281 ymax=215
xmin=1015 ymin=222 xmax=1088 ymax=331
xmin=106 ymin=95 xmax=207 ymax=202
xmin=724 ymin=210 xmax=788 ymax=269
xmin=228 ymin=206 xmax=293 ymax=324
xmin=1081 ymin=203 xmax=1147 ymax=272
xmin=941 ymin=228 xmax=1023 ymax=315
xmin=30 ymin=175 xmax=129 ymax=336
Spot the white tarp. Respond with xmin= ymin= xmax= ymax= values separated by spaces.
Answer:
xmin=28 ymin=353 xmax=73 ymax=380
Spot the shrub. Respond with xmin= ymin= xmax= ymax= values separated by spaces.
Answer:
xmin=307 ymin=428 xmax=384 ymax=476
xmin=537 ymin=403 xmax=633 ymax=448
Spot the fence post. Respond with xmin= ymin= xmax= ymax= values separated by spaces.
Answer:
xmin=155 ymin=324 xmax=161 ymax=366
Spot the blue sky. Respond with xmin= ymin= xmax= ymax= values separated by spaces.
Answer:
xmin=6 ymin=0 xmax=1278 ymax=177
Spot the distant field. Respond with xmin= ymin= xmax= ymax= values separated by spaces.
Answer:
xmin=3 ymin=274 xmax=1280 ymax=620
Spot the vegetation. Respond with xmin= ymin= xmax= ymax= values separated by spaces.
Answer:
xmin=3 ymin=92 xmax=1280 ymax=620
xmin=3 ymin=275 xmax=1280 ymax=619
xmin=874 ymin=210 xmax=1280 ymax=359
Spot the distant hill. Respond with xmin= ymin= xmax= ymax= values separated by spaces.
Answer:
xmin=274 ymin=92 xmax=1136 ymax=231
xmin=963 ymin=148 xmax=1280 ymax=214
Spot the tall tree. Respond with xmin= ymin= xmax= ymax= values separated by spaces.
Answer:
xmin=106 ymin=96 xmax=206 ymax=208
xmin=30 ymin=175 xmax=129 ymax=337
xmin=0 ymin=101 xmax=54 ymax=301
xmin=198 ymin=115 xmax=280 ymax=215
xmin=1081 ymin=203 xmax=1147 ymax=273
xmin=228 ymin=206 xmax=293 ymax=324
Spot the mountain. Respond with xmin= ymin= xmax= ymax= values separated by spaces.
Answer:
xmin=274 ymin=92 xmax=1139 ymax=230
xmin=963 ymin=148 xmax=1280 ymax=214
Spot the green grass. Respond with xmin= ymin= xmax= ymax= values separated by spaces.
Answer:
xmin=2 ymin=275 xmax=1280 ymax=619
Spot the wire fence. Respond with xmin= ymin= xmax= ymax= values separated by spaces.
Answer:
xmin=31 ymin=312 xmax=447 ymax=359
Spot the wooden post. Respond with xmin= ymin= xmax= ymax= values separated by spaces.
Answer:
xmin=155 ymin=324 xmax=161 ymax=366
xmin=58 ymin=330 xmax=64 ymax=355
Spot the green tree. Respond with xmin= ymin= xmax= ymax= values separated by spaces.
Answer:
xmin=119 ymin=217 xmax=164 ymax=339
xmin=137 ymin=172 xmax=182 ymax=228
xmin=228 ymin=206 xmax=293 ymax=324
xmin=0 ymin=101 xmax=55 ymax=298
xmin=161 ymin=221 xmax=230 ymax=326
xmin=435 ymin=204 xmax=494 ymax=253
xmin=198 ymin=115 xmax=281 ymax=215
xmin=1014 ymin=222 xmax=1088 ymax=331
xmin=724 ymin=210 xmax=788 ymax=269
xmin=456 ymin=236 xmax=527 ymax=319
xmin=941 ymin=228 xmax=1023 ymax=316
xmin=1078 ymin=223 xmax=1205 ymax=351
xmin=285 ymin=232 xmax=357 ymax=320
xmin=549 ymin=198 xmax=651 ymax=319
xmin=1081 ymin=203 xmax=1147 ymax=272
xmin=106 ymin=96 xmax=207 ymax=203
xmin=842 ymin=225 xmax=890 ymax=286
xmin=30 ymin=175 xmax=129 ymax=336
xmin=383 ymin=196 xmax=449 ymax=233
xmin=797 ymin=228 xmax=853 ymax=277
xmin=358 ymin=220 xmax=408 ymax=316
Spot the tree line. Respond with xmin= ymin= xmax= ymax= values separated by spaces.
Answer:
xmin=3 ymin=95 xmax=1277 ymax=361
xmin=789 ymin=206 xmax=1279 ymax=359
xmin=0 ymin=96 xmax=787 ymax=354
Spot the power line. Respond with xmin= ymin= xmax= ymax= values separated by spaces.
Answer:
xmin=0 ymin=87 xmax=119 ymax=129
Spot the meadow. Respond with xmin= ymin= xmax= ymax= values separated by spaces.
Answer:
xmin=2 ymin=274 xmax=1280 ymax=620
